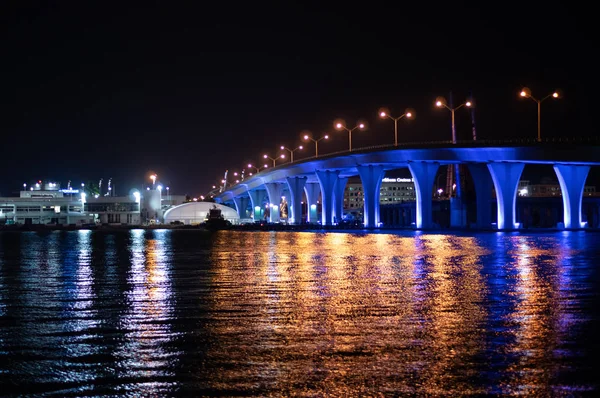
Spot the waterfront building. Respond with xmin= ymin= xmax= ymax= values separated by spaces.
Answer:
xmin=84 ymin=193 xmax=141 ymax=225
xmin=0 ymin=183 xmax=92 ymax=225
xmin=0 ymin=181 xmax=178 ymax=226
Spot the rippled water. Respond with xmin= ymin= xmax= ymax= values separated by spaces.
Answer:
xmin=0 ymin=230 xmax=599 ymax=396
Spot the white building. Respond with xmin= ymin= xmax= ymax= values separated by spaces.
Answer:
xmin=164 ymin=202 xmax=239 ymax=225
xmin=0 ymin=184 xmax=93 ymax=225
xmin=84 ymin=193 xmax=141 ymax=225
xmin=1 ymin=180 xmax=193 ymax=226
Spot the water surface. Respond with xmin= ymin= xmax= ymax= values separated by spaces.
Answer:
xmin=0 ymin=230 xmax=598 ymax=396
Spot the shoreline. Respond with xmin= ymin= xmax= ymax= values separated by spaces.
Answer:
xmin=0 ymin=224 xmax=598 ymax=233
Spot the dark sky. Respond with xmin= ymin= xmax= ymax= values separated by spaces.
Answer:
xmin=1 ymin=2 xmax=597 ymax=196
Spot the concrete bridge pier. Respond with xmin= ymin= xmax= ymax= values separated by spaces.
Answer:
xmin=232 ymin=196 xmax=249 ymax=219
xmin=488 ymin=162 xmax=524 ymax=230
xmin=408 ymin=162 xmax=439 ymax=229
xmin=304 ymin=183 xmax=321 ymax=223
xmin=554 ymin=164 xmax=590 ymax=229
xmin=316 ymin=170 xmax=340 ymax=226
xmin=357 ymin=165 xmax=386 ymax=228
xmin=264 ymin=183 xmax=283 ymax=223
xmin=333 ymin=177 xmax=348 ymax=224
xmin=248 ymin=189 xmax=268 ymax=221
xmin=468 ymin=163 xmax=494 ymax=228
xmin=286 ymin=176 xmax=307 ymax=225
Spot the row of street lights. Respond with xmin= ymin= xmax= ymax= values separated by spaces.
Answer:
xmin=218 ymin=87 xmax=561 ymax=190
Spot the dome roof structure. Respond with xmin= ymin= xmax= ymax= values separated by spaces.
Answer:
xmin=163 ymin=202 xmax=239 ymax=225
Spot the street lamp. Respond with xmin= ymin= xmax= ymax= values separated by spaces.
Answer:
xmin=23 ymin=183 xmax=26 ymax=191
xmin=263 ymin=153 xmax=285 ymax=167
xmin=379 ymin=108 xmax=415 ymax=146
xmin=247 ymin=163 xmax=262 ymax=173
xmin=334 ymin=121 xmax=366 ymax=151
xmin=166 ymin=186 xmax=170 ymax=201
xmin=519 ymin=87 xmax=561 ymax=142
xmin=435 ymin=97 xmax=473 ymax=144
xmin=280 ymin=145 xmax=303 ymax=162
xmin=303 ymin=133 xmax=329 ymax=157
xmin=150 ymin=174 xmax=157 ymax=188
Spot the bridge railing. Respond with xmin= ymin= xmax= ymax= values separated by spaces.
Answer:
xmin=218 ymin=136 xmax=600 ymax=195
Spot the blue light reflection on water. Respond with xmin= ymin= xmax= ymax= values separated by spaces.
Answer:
xmin=0 ymin=230 xmax=598 ymax=396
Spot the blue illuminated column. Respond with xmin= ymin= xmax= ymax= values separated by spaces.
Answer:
xmin=316 ymin=170 xmax=339 ymax=226
xmin=468 ymin=163 xmax=494 ymax=228
xmin=232 ymin=196 xmax=249 ymax=219
xmin=304 ymin=183 xmax=321 ymax=223
xmin=554 ymin=164 xmax=590 ymax=229
xmin=488 ymin=162 xmax=525 ymax=230
xmin=264 ymin=182 xmax=283 ymax=223
xmin=248 ymin=189 xmax=267 ymax=221
xmin=357 ymin=165 xmax=385 ymax=228
xmin=408 ymin=162 xmax=439 ymax=229
xmin=286 ymin=176 xmax=307 ymax=224
xmin=333 ymin=177 xmax=348 ymax=224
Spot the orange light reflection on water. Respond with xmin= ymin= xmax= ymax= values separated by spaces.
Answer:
xmin=205 ymin=231 xmax=491 ymax=395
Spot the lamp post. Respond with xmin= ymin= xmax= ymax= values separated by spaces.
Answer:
xmin=334 ymin=121 xmax=365 ymax=151
xmin=519 ymin=87 xmax=561 ymax=142
xmin=247 ymin=163 xmax=261 ymax=174
xmin=280 ymin=145 xmax=303 ymax=162
xmin=166 ymin=186 xmax=170 ymax=201
xmin=150 ymin=174 xmax=157 ymax=189
xmin=379 ymin=108 xmax=414 ymax=146
xmin=435 ymin=97 xmax=473 ymax=144
xmin=263 ymin=153 xmax=285 ymax=167
xmin=303 ymin=134 xmax=329 ymax=157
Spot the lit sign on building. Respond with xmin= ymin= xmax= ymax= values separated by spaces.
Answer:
xmin=381 ymin=177 xmax=414 ymax=183
xmin=60 ymin=189 xmax=80 ymax=194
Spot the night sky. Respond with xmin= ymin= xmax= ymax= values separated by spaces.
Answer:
xmin=1 ymin=2 xmax=596 ymax=197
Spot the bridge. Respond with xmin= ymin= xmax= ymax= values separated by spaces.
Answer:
xmin=215 ymin=139 xmax=600 ymax=230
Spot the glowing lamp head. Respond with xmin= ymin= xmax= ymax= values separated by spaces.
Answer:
xmin=263 ymin=164 xmax=268 ymax=168
xmin=233 ymin=172 xmax=238 ymax=176
xmin=465 ymin=101 xmax=472 ymax=107
xmin=379 ymin=111 xmax=386 ymax=118
xmin=298 ymin=145 xmax=303 ymax=150
xmin=324 ymin=134 xmax=329 ymax=139
xmin=359 ymin=123 xmax=365 ymax=129
xmin=157 ymin=185 xmax=162 ymax=191
xmin=280 ymin=145 xmax=285 ymax=150
xmin=235 ymin=179 xmax=239 ymax=183
xmin=436 ymin=101 xmax=443 ymax=107
xmin=520 ymin=87 xmax=531 ymax=98
xmin=247 ymin=163 xmax=252 ymax=168
xmin=303 ymin=134 xmax=309 ymax=140
xmin=336 ymin=123 xmax=343 ymax=129
xmin=552 ymin=92 xmax=560 ymax=98
xmin=280 ymin=154 xmax=285 ymax=159
xmin=406 ymin=112 xmax=412 ymax=118
xmin=263 ymin=154 xmax=268 ymax=159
